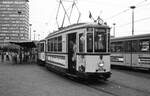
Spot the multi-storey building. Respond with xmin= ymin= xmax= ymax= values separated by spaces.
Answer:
xmin=0 ymin=0 xmax=29 ymax=47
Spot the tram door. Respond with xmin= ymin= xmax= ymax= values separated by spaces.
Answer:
xmin=68 ymin=33 xmax=76 ymax=74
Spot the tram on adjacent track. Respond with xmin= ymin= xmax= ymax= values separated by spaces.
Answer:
xmin=38 ymin=22 xmax=111 ymax=80
xmin=111 ymin=34 xmax=150 ymax=70
xmin=37 ymin=39 xmax=46 ymax=66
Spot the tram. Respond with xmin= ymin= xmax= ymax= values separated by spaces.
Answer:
xmin=111 ymin=34 xmax=150 ymax=70
xmin=37 ymin=39 xmax=46 ymax=66
xmin=42 ymin=22 xmax=111 ymax=80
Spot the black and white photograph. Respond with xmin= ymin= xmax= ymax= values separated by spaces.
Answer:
xmin=0 ymin=0 xmax=150 ymax=96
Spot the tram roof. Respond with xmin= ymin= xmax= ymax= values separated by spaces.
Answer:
xmin=45 ymin=22 xmax=110 ymax=39
xmin=111 ymin=33 xmax=150 ymax=42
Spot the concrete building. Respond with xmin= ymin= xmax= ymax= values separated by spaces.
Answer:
xmin=0 ymin=0 xmax=29 ymax=47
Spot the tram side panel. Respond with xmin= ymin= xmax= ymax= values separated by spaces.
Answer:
xmin=131 ymin=53 xmax=139 ymax=67
xmin=111 ymin=53 xmax=124 ymax=66
xmin=46 ymin=53 xmax=68 ymax=70
xmin=136 ymin=53 xmax=150 ymax=69
xmin=111 ymin=52 xmax=150 ymax=69
xmin=111 ymin=53 xmax=133 ymax=67
xmin=124 ymin=53 xmax=132 ymax=67
xmin=45 ymin=34 xmax=69 ymax=73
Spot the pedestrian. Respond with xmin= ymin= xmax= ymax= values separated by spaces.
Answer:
xmin=14 ymin=52 xmax=17 ymax=64
xmin=72 ymin=42 xmax=77 ymax=62
xmin=1 ymin=52 xmax=4 ymax=62
xmin=6 ymin=52 xmax=9 ymax=61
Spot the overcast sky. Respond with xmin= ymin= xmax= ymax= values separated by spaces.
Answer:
xmin=29 ymin=0 xmax=150 ymax=40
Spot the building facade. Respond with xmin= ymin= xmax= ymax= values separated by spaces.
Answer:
xmin=0 ymin=0 xmax=29 ymax=47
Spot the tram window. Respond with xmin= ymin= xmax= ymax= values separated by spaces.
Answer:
xmin=110 ymin=42 xmax=115 ymax=52
xmin=49 ymin=39 xmax=51 ymax=52
xmin=87 ymin=33 xmax=93 ymax=52
xmin=58 ymin=36 xmax=62 ymax=52
xmin=38 ymin=44 xmax=40 ymax=52
xmin=124 ymin=41 xmax=131 ymax=52
xmin=54 ymin=37 xmax=58 ymax=51
xmin=48 ymin=39 xmax=51 ymax=52
xmin=140 ymin=40 xmax=149 ymax=52
xmin=94 ymin=28 xmax=106 ymax=52
xmin=51 ymin=39 xmax=54 ymax=51
xmin=40 ymin=43 xmax=44 ymax=52
xmin=79 ymin=33 xmax=85 ymax=52
xmin=132 ymin=40 xmax=139 ymax=52
xmin=114 ymin=42 xmax=123 ymax=52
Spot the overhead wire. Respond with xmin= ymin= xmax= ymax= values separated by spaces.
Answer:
xmin=105 ymin=0 xmax=148 ymax=20
xmin=108 ymin=0 xmax=150 ymax=30
xmin=117 ymin=16 xmax=150 ymax=28
xmin=105 ymin=9 xmax=130 ymax=20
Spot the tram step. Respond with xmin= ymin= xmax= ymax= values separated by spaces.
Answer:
xmin=66 ymin=73 xmax=78 ymax=78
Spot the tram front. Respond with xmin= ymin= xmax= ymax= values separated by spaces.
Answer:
xmin=77 ymin=24 xmax=111 ymax=80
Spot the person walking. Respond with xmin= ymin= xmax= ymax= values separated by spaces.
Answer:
xmin=1 ymin=52 xmax=4 ymax=62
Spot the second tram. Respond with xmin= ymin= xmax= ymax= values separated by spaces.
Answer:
xmin=111 ymin=34 xmax=150 ymax=70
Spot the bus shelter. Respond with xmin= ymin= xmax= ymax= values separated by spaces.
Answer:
xmin=9 ymin=41 xmax=37 ymax=64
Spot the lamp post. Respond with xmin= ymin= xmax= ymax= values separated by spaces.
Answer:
xmin=130 ymin=6 xmax=136 ymax=36
xmin=18 ymin=11 xmax=22 ymax=41
xmin=33 ymin=30 xmax=36 ymax=40
xmin=29 ymin=24 xmax=32 ymax=40
xmin=18 ymin=11 xmax=22 ymax=64
xmin=113 ymin=23 xmax=116 ymax=37
xmin=38 ymin=34 xmax=40 ymax=40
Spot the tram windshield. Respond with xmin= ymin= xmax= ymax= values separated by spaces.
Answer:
xmin=87 ymin=28 xmax=107 ymax=52
xmin=94 ymin=28 xmax=106 ymax=52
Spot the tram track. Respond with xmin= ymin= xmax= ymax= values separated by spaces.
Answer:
xmin=89 ymin=79 xmax=150 ymax=96
xmin=110 ymin=80 xmax=150 ymax=94
xmin=67 ymin=77 xmax=119 ymax=96
xmin=84 ymin=81 xmax=119 ymax=96
xmin=76 ymin=78 xmax=150 ymax=96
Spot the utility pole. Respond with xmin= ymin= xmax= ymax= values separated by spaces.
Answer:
xmin=130 ymin=6 xmax=136 ymax=36
xmin=38 ymin=34 xmax=40 ymax=40
xmin=113 ymin=23 xmax=116 ymax=37
xmin=33 ymin=30 xmax=36 ymax=40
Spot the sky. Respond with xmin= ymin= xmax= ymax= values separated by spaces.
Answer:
xmin=29 ymin=0 xmax=150 ymax=40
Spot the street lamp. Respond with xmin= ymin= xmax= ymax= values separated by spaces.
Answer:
xmin=38 ymin=34 xmax=40 ymax=40
xmin=130 ymin=6 xmax=136 ymax=36
xmin=33 ymin=30 xmax=36 ymax=40
xmin=18 ymin=11 xmax=22 ymax=41
xmin=29 ymin=24 xmax=32 ymax=40
xmin=113 ymin=23 xmax=116 ymax=37
xmin=18 ymin=11 xmax=22 ymax=64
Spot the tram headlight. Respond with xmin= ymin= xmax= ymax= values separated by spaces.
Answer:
xmin=98 ymin=61 xmax=104 ymax=67
xmin=99 ymin=63 xmax=104 ymax=67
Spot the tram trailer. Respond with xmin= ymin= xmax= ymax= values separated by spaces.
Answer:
xmin=37 ymin=39 xmax=46 ymax=66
